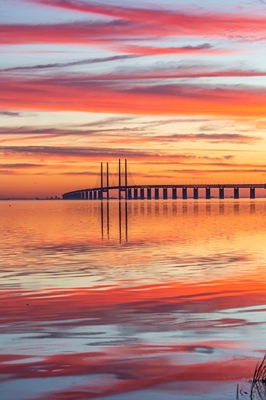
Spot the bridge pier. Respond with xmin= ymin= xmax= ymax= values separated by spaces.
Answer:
xmin=94 ymin=190 xmax=97 ymax=200
xmin=127 ymin=188 xmax=132 ymax=199
xmin=206 ymin=188 xmax=211 ymax=200
xmin=134 ymin=187 xmax=138 ymax=200
xmin=140 ymin=188 xmax=145 ymax=200
xmin=250 ymin=187 xmax=256 ymax=199
xmin=182 ymin=187 xmax=187 ymax=200
xmin=155 ymin=188 xmax=159 ymax=200
xmin=163 ymin=187 xmax=168 ymax=200
xmin=172 ymin=187 xmax=177 ymax=199
xmin=219 ymin=187 xmax=224 ymax=199
xmin=81 ymin=192 xmax=85 ymax=199
xmin=234 ymin=187 xmax=239 ymax=199
xmin=98 ymin=190 xmax=103 ymax=200
xmin=193 ymin=187 xmax=198 ymax=200
xmin=85 ymin=191 xmax=88 ymax=199
xmin=147 ymin=187 xmax=152 ymax=200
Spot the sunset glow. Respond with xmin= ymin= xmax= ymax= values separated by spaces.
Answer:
xmin=1 ymin=0 xmax=266 ymax=197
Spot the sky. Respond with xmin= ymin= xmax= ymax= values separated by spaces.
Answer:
xmin=1 ymin=0 xmax=266 ymax=198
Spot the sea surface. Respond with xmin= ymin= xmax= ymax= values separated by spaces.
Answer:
xmin=1 ymin=199 xmax=266 ymax=400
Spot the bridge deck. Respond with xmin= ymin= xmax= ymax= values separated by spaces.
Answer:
xmin=63 ymin=183 xmax=266 ymax=197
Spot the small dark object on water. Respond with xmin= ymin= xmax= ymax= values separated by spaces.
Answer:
xmin=237 ymin=354 xmax=266 ymax=399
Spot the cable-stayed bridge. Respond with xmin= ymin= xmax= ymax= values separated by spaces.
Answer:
xmin=62 ymin=159 xmax=266 ymax=200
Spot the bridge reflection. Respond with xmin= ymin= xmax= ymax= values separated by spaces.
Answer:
xmin=100 ymin=200 xmax=258 ymax=243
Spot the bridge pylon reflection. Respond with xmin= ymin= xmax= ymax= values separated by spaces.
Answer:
xmin=101 ymin=200 xmax=128 ymax=243
xmin=62 ymin=159 xmax=266 ymax=200
xmin=99 ymin=200 xmax=259 ymax=243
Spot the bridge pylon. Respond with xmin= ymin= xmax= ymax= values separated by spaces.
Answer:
xmin=100 ymin=162 xmax=110 ymax=200
xmin=118 ymin=159 xmax=128 ymax=200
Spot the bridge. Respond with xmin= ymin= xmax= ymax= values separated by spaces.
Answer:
xmin=62 ymin=159 xmax=266 ymax=200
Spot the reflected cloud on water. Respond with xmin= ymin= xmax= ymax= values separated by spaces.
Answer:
xmin=0 ymin=200 xmax=266 ymax=399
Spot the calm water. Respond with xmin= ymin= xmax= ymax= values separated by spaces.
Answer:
xmin=1 ymin=199 xmax=266 ymax=400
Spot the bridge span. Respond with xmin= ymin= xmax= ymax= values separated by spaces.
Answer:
xmin=62 ymin=159 xmax=266 ymax=200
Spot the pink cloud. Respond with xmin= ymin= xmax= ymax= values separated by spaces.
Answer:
xmin=1 ymin=74 xmax=266 ymax=117
xmin=29 ymin=0 xmax=266 ymax=40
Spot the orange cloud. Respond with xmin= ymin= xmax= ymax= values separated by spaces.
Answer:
xmin=1 ymin=74 xmax=266 ymax=117
xmin=0 ymin=126 xmax=260 ymax=145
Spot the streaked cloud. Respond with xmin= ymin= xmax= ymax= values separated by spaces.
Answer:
xmin=140 ymin=133 xmax=262 ymax=144
xmin=0 ymin=22 xmax=229 ymax=58
xmin=115 ymin=43 xmax=223 ymax=56
xmin=1 ymin=74 xmax=266 ymax=117
xmin=0 ymin=145 xmax=155 ymax=159
xmin=29 ymin=0 xmax=266 ymax=40
xmin=0 ymin=145 xmax=237 ymax=164
xmin=0 ymin=163 xmax=43 ymax=168
xmin=0 ymin=111 xmax=20 ymax=117
xmin=1 ymin=54 xmax=140 ymax=73
xmin=0 ymin=126 xmax=260 ymax=145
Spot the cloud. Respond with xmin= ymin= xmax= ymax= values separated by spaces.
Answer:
xmin=80 ymin=116 xmax=135 ymax=127
xmin=0 ymin=20 xmax=140 ymax=46
xmin=0 ymin=163 xmax=42 ymax=168
xmin=150 ymin=133 xmax=262 ymax=144
xmin=0 ymin=125 xmax=147 ymax=144
xmin=0 ymin=125 xmax=259 ymax=146
xmin=143 ymin=118 xmax=212 ymax=128
xmin=61 ymin=171 xmax=101 ymax=175
xmin=4 ymin=2 xmax=266 ymax=52
xmin=0 ymin=111 xmax=20 ymax=117
xmin=0 ymin=170 xmax=17 ymax=175
xmin=116 ymin=43 xmax=223 ymax=56
xmin=256 ymin=120 xmax=266 ymax=129
xmin=29 ymin=0 xmax=266 ymax=40
xmin=63 ymin=68 xmax=266 ymax=80
xmin=1 ymin=55 xmax=140 ymax=73
xmin=1 ymin=73 xmax=266 ymax=117
xmin=0 ymin=145 xmax=156 ymax=159
xmin=0 ymin=145 xmax=239 ymax=166
xmin=0 ymin=22 xmax=229 ymax=58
